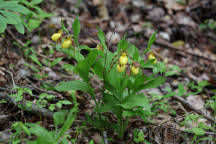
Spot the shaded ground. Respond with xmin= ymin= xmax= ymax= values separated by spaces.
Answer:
xmin=0 ymin=0 xmax=216 ymax=143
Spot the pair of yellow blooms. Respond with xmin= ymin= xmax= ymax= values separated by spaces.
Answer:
xmin=116 ymin=52 xmax=157 ymax=75
xmin=116 ymin=53 xmax=139 ymax=75
xmin=51 ymin=31 xmax=73 ymax=49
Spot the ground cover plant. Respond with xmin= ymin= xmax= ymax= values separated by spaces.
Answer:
xmin=0 ymin=0 xmax=216 ymax=144
xmin=0 ymin=0 xmax=52 ymax=34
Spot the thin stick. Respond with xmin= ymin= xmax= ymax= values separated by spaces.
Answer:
xmin=0 ymin=92 xmax=53 ymax=118
xmin=0 ymin=67 xmax=16 ymax=88
xmin=172 ymin=95 xmax=214 ymax=122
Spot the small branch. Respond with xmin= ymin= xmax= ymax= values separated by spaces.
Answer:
xmin=127 ymin=32 xmax=216 ymax=63
xmin=0 ymin=67 xmax=16 ymax=88
xmin=172 ymin=95 xmax=214 ymax=123
xmin=130 ymin=118 xmax=216 ymax=135
xmin=154 ymin=38 xmax=216 ymax=63
xmin=0 ymin=92 xmax=53 ymax=118
xmin=6 ymin=29 xmax=25 ymax=46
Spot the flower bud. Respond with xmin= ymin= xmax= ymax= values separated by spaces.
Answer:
xmin=148 ymin=53 xmax=157 ymax=64
xmin=62 ymin=37 xmax=73 ymax=49
xmin=117 ymin=64 xmax=126 ymax=72
xmin=119 ymin=53 xmax=128 ymax=65
xmin=51 ymin=33 xmax=62 ymax=42
xmin=131 ymin=65 xmax=139 ymax=75
xmin=96 ymin=44 xmax=104 ymax=51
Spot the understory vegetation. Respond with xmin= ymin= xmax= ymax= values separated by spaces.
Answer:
xmin=0 ymin=0 xmax=215 ymax=144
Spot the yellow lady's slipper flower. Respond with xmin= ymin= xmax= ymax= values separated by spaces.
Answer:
xmin=117 ymin=64 xmax=126 ymax=72
xmin=119 ymin=53 xmax=128 ymax=65
xmin=62 ymin=37 xmax=73 ymax=49
xmin=148 ymin=53 xmax=157 ymax=64
xmin=131 ymin=65 xmax=139 ymax=75
xmin=96 ymin=44 xmax=104 ymax=51
xmin=51 ymin=33 xmax=62 ymax=42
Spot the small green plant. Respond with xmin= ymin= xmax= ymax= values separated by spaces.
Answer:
xmin=0 ymin=0 xmax=30 ymax=33
xmin=54 ymin=17 xmax=171 ymax=138
xmin=180 ymin=113 xmax=214 ymax=143
xmin=133 ymin=129 xmax=146 ymax=143
xmin=17 ymin=0 xmax=53 ymax=32
xmin=9 ymin=87 xmax=33 ymax=109
xmin=200 ymin=19 xmax=216 ymax=30
xmin=10 ymin=93 xmax=78 ymax=144
xmin=0 ymin=0 xmax=52 ymax=34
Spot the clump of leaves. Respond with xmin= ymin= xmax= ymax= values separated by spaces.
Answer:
xmin=10 ymin=93 xmax=78 ymax=144
xmin=0 ymin=0 xmax=52 ymax=34
xmin=0 ymin=0 xmax=30 ymax=33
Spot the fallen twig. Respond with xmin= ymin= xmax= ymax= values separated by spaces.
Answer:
xmin=127 ymin=32 xmax=216 ymax=63
xmin=172 ymin=95 xmax=214 ymax=122
xmin=0 ymin=67 xmax=16 ymax=88
xmin=154 ymin=38 xmax=216 ymax=63
xmin=0 ymin=92 xmax=53 ymax=118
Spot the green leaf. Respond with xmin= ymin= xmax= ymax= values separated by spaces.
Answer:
xmin=29 ymin=124 xmax=55 ymax=144
xmin=177 ymin=83 xmax=185 ymax=96
xmin=61 ymin=20 xmax=70 ymax=34
xmin=56 ymin=80 xmax=94 ymax=95
xmin=0 ymin=1 xmax=18 ymax=9
xmin=120 ymin=94 xmax=150 ymax=110
xmin=97 ymin=28 xmax=107 ymax=50
xmin=62 ymin=64 xmax=74 ymax=71
xmin=49 ymin=104 xmax=55 ymax=111
xmin=30 ymin=55 xmax=42 ymax=66
xmin=132 ymin=75 xmax=145 ymax=90
xmin=51 ymin=57 xmax=63 ymax=67
xmin=191 ymin=127 xmax=205 ymax=136
xmin=27 ymin=141 xmax=37 ymax=144
xmin=0 ymin=16 xmax=6 ymax=33
xmin=107 ymin=66 xmax=121 ymax=91
xmin=56 ymin=107 xmax=77 ymax=141
xmin=27 ymin=19 xmax=42 ymax=31
xmin=72 ymin=16 xmax=81 ymax=46
xmin=135 ymin=77 xmax=166 ymax=92
xmin=165 ymin=65 xmax=181 ymax=76
xmin=20 ymin=123 xmax=31 ymax=137
xmin=53 ymin=111 xmax=66 ymax=126
xmin=103 ymin=93 xmax=121 ymax=116
xmin=93 ymin=61 xmax=104 ymax=78
xmin=144 ymin=31 xmax=157 ymax=54
xmin=76 ymin=51 xmax=98 ymax=82
xmin=15 ymin=23 xmax=25 ymax=34
xmin=128 ymin=44 xmax=139 ymax=61
xmin=30 ymin=0 xmax=43 ymax=5
xmin=26 ymin=101 xmax=33 ymax=107
xmin=0 ymin=10 xmax=21 ymax=24
xmin=117 ymin=35 xmax=128 ymax=53
xmin=0 ymin=3 xmax=31 ymax=14
xmin=89 ymin=140 xmax=94 ymax=144
xmin=137 ymin=130 xmax=145 ymax=142
xmin=165 ymin=71 xmax=177 ymax=76
xmin=59 ymin=100 xmax=72 ymax=105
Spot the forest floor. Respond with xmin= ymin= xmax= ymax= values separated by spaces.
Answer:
xmin=0 ymin=0 xmax=216 ymax=143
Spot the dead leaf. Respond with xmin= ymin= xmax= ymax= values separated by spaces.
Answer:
xmin=92 ymin=133 xmax=103 ymax=144
xmin=164 ymin=0 xmax=186 ymax=11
